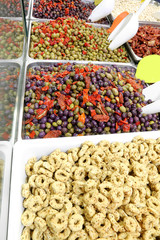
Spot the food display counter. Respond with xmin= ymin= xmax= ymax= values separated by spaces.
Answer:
xmin=0 ymin=0 xmax=160 ymax=239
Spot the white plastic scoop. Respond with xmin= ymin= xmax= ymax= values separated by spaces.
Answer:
xmin=142 ymin=81 xmax=160 ymax=114
xmin=88 ymin=0 xmax=115 ymax=22
xmin=108 ymin=0 xmax=152 ymax=50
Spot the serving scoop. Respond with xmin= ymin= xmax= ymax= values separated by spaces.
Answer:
xmin=88 ymin=0 xmax=115 ymax=22
xmin=108 ymin=0 xmax=152 ymax=50
xmin=142 ymin=81 xmax=160 ymax=114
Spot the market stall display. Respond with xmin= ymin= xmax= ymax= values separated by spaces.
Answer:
xmin=2 ymin=1 xmax=160 ymax=239
xmin=22 ymin=63 xmax=160 ymax=139
xmin=32 ymin=0 xmax=109 ymax=24
xmin=112 ymin=0 xmax=160 ymax=22
xmin=29 ymin=18 xmax=129 ymax=62
xmin=0 ymin=19 xmax=24 ymax=60
xmin=0 ymin=65 xmax=20 ymax=141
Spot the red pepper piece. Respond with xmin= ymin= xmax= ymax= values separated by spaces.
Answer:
xmin=57 ymin=94 xmax=66 ymax=110
xmin=104 ymin=96 xmax=111 ymax=102
xmin=91 ymin=110 xmax=96 ymax=117
xmin=43 ymin=130 xmax=62 ymax=138
xmin=35 ymin=109 xmax=47 ymax=120
xmin=65 ymin=84 xmax=71 ymax=94
xmin=116 ymin=122 xmax=119 ymax=130
xmin=115 ymin=111 xmax=121 ymax=116
xmin=136 ymin=121 xmax=140 ymax=126
xmin=84 ymin=42 xmax=90 ymax=47
xmin=82 ymin=50 xmax=87 ymax=55
xmin=126 ymin=79 xmax=142 ymax=92
xmin=82 ymin=89 xmax=89 ymax=106
xmin=123 ymin=124 xmax=130 ymax=132
xmin=78 ymin=112 xmax=85 ymax=124
xmin=93 ymin=114 xmax=109 ymax=122
xmin=25 ymin=117 xmax=34 ymax=124
xmin=29 ymin=131 xmax=36 ymax=139
xmin=42 ymin=85 xmax=49 ymax=91
xmin=39 ymin=38 xmax=45 ymax=44
xmin=119 ymin=92 xmax=124 ymax=104
xmin=85 ymin=76 xmax=91 ymax=89
xmin=100 ymin=102 xmax=108 ymax=116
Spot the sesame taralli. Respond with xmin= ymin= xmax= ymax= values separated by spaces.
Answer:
xmin=21 ymin=136 xmax=160 ymax=239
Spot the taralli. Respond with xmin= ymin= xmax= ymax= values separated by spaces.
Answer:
xmin=21 ymin=136 xmax=160 ymax=239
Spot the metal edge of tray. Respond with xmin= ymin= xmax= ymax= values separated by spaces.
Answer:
xmin=30 ymin=0 xmax=110 ymax=24
xmin=25 ymin=0 xmax=32 ymax=19
xmin=0 ymin=62 xmax=22 ymax=143
xmin=0 ymin=18 xmax=26 ymax=62
xmin=17 ymin=60 xmax=137 ymax=141
xmin=0 ymin=141 xmax=12 ymax=240
xmin=27 ymin=20 xmax=134 ymax=64
xmin=126 ymin=21 xmax=160 ymax=63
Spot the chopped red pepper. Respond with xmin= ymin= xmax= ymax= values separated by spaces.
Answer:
xmin=78 ymin=112 xmax=85 ymax=124
xmin=35 ymin=109 xmax=47 ymax=120
xmin=29 ymin=131 xmax=36 ymax=139
xmin=91 ymin=110 xmax=96 ymax=117
xmin=136 ymin=121 xmax=140 ymax=126
xmin=42 ymin=85 xmax=49 ymax=91
xmin=82 ymin=50 xmax=87 ymax=55
xmin=84 ymin=76 xmax=91 ymax=89
xmin=82 ymin=89 xmax=89 ymax=106
xmin=123 ymin=124 xmax=130 ymax=132
xmin=43 ymin=130 xmax=62 ymax=138
xmin=57 ymin=94 xmax=66 ymax=110
xmin=65 ymin=84 xmax=71 ymax=94
xmin=93 ymin=114 xmax=109 ymax=122
xmin=104 ymin=96 xmax=111 ymax=102
xmin=119 ymin=92 xmax=124 ymax=104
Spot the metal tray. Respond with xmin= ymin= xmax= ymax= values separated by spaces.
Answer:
xmin=0 ymin=62 xmax=23 ymax=143
xmin=27 ymin=20 xmax=134 ymax=64
xmin=25 ymin=0 xmax=32 ymax=19
xmin=126 ymin=22 xmax=160 ymax=63
xmin=17 ymin=60 xmax=137 ymax=141
xmin=7 ymin=130 xmax=160 ymax=239
xmin=110 ymin=0 xmax=160 ymax=24
xmin=30 ymin=0 xmax=110 ymax=24
xmin=0 ymin=141 xmax=12 ymax=240
xmin=0 ymin=18 xmax=25 ymax=63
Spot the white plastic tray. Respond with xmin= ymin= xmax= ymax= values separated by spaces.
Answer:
xmin=0 ymin=142 xmax=12 ymax=240
xmin=8 ymin=131 xmax=160 ymax=239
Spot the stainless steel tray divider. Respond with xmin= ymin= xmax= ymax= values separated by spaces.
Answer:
xmin=18 ymin=60 xmax=137 ymax=141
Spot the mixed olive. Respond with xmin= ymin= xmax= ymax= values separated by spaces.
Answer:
xmin=0 ymin=19 xmax=24 ymax=59
xmin=0 ymin=65 xmax=19 ymax=140
xmin=23 ymin=63 xmax=160 ymax=139
xmin=33 ymin=0 xmax=108 ymax=24
xmin=29 ymin=18 xmax=130 ymax=62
